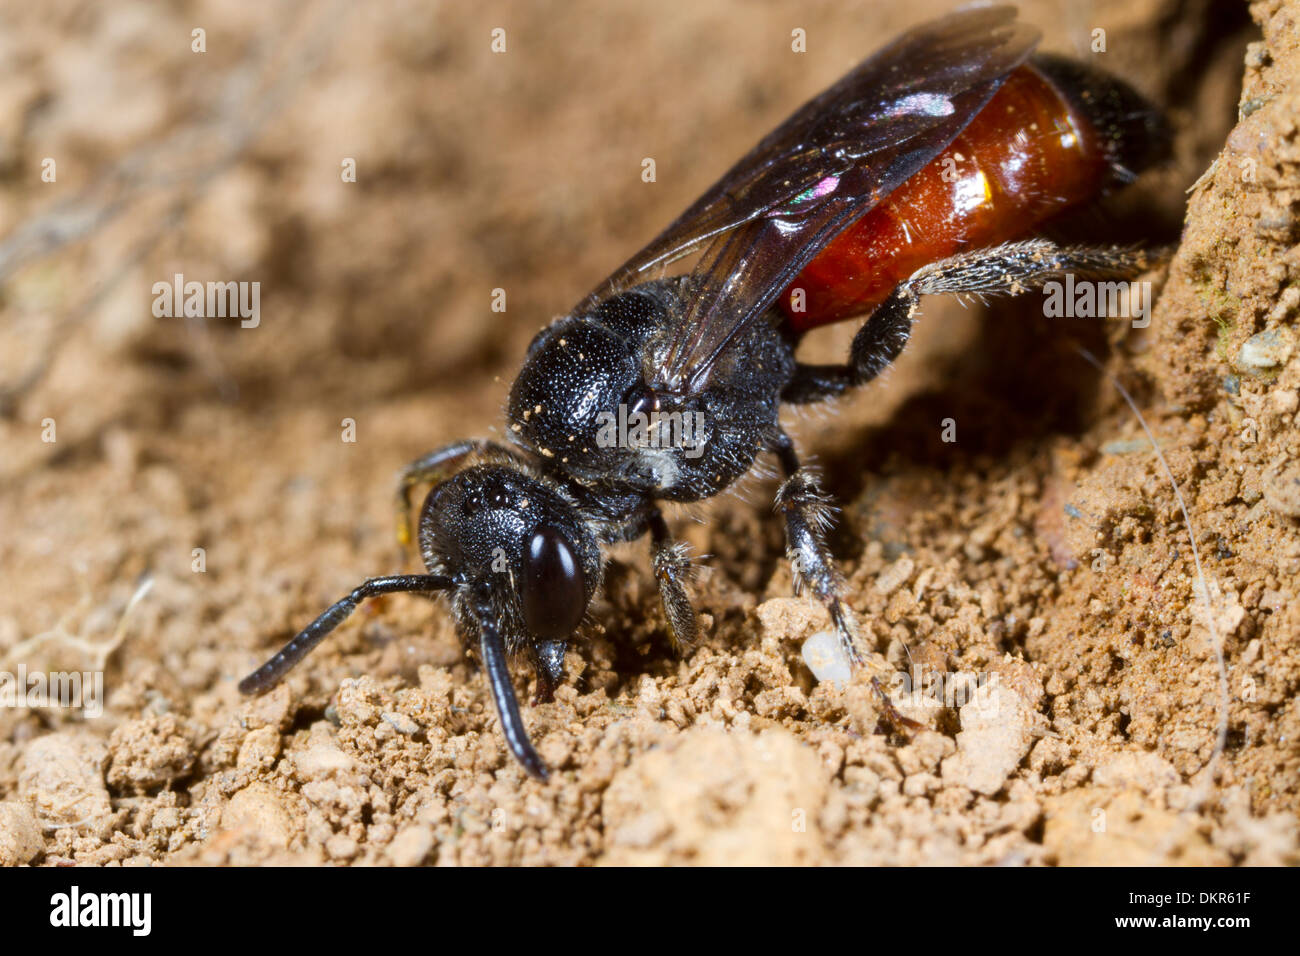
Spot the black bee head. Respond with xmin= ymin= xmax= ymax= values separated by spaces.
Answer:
xmin=420 ymin=464 xmax=600 ymax=642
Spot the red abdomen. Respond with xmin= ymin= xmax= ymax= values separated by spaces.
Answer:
xmin=780 ymin=61 xmax=1115 ymax=331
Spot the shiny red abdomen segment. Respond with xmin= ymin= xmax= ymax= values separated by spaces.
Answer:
xmin=779 ymin=63 xmax=1110 ymax=331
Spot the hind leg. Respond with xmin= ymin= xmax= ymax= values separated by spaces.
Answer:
xmin=782 ymin=240 xmax=1162 ymax=404
xmin=769 ymin=428 xmax=865 ymax=667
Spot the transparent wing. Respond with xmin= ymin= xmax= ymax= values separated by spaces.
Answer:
xmin=581 ymin=6 xmax=1040 ymax=395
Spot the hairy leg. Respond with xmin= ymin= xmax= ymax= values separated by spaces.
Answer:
xmin=784 ymin=240 xmax=1162 ymax=404
xmin=647 ymin=508 xmax=698 ymax=651
xmin=769 ymin=428 xmax=864 ymax=666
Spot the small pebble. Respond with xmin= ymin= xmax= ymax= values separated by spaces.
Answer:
xmin=18 ymin=733 xmax=111 ymax=832
xmin=875 ymin=555 xmax=914 ymax=595
xmin=1263 ymin=462 xmax=1300 ymax=516
xmin=1238 ymin=328 xmax=1294 ymax=371
xmin=388 ymin=824 xmax=434 ymax=866
xmin=325 ymin=834 xmax=359 ymax=861
xmin=222 ymin=783 xmax=293 ymax=848
xmin=801 ymin=631 xmax=852 ymax=689
xmin=0 ymin=801 xmax=43 ymax=865
xmin=1101 ymin=438 xmax=1149 ymax=455
xmin=381 ymin=711 xmax=419 ymax=735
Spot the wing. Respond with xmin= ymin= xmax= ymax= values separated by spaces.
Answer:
xmin=581 ymin=5 xmax=1040 ymax=396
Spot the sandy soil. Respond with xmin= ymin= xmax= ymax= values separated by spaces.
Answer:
xmin=1 ymin=0 xmax=1297 ymax=866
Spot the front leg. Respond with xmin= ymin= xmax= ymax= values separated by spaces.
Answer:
xmin=531 ymin=509 xmax=695 ymax=699
xmin=769 ymin=428 xmax=863 ymax=666
xmin=648 ymin=509 xmax=698 ymax=651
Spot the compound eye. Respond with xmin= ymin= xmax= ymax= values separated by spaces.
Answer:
xmin=521 ymin=526 xmax=587 ymax=640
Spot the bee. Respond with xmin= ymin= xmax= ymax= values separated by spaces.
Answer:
xmin=241 ymin=6 xmax=1169 ymax=779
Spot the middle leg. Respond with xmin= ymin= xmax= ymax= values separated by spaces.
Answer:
xmin=648 ymin=508 xmax=698 ymax=651
xmin=770 ymin=427 xmax=920 ymax=729
xmin=769 ymin=427 xmax=864 ymax=667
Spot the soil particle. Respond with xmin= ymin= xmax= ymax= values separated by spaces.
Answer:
xmin=0 ymin=801 xmax=43 ymax=866
xmin=105 ymin=713 xmax=198 ymax=792
xmin=18 ymin=732 xmax=113 ymax=837
xmin=601 ymin=726 xmax=830 ymax=866
xmin=940 ymin=675 xmax=1045 ymax=796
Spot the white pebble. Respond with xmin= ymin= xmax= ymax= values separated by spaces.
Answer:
xmin=1239 ymin=328 xmax=1294 ymax=370
xmin=801 ymin=631 xmax=852 ymax=689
